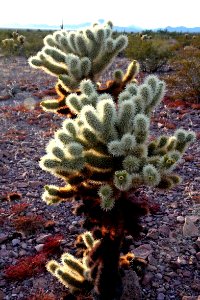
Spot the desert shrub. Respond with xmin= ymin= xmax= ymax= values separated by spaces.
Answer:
xmin=0 ymin=28 xmax=53 ymax=57
xmin=165 ymin=47 xmax=200 ymax=103
xmin=11 ymin=215 xmax=46 ymax=234
xmin=126 ymin=35 xmax=174 ymax=72
xmin=1 ymin=31 xmax=25 ymax=56
xmin=4 ymin=253 xmax=47 ymax=280
xmin=10 ymin=202 xmax=30 ymax=215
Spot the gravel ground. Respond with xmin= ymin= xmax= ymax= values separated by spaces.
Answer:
xmin=0 ymin=56 xmax=199 ymax=300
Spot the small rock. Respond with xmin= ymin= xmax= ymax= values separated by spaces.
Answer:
xmin=195 ymin=237 xmax=200 ymax=248
xmin=36 ymin=234 xmax=52 ymax=244
xmin=17 ymin=182 xmax=29 ymax=188
xmin=72 ymin=220 xmax=78 ymax=225
xmin=157 ymin=292 xmax=165 ymax=300
xmin=0 ymin=233 xmax=9 ymax=244
xmin=170 ymin=202 xmax=178 ymax=209
xmin=146 ymin=264 xmax=157 ymax=272
xmin=19 ymin=249 xmax=27 ymax=256
xmin=147 ymin=229 xmax=159 ymax=239
xmin=157 ymin=287 xmax=166 ymax=293
xmin=132 ymin=244 xmax=153 ymax=260
xmin=12 ymin=238 xmax=20 ymax=246
xmin=68 ymin=224 xmax=78 ymax=234
xmin=182 ymin=270 xmax=191 ymax=277
xmin=141 ymin=272 xmax=154 ymax=286
xmin=0 ymin=280 xmax=6 ymax=288
xmin=35 ymin=244 xmax=44 ymax=252
xmin=177 ymin=256 xmax=187 ymax=265
xmin=155 ymin=273 xmax=163 ymax=280
xmin=21 ymin=242 xmax=28 ymax=249
xmin=196 ymin=252 xmax=200 ymax=260
xmin=177 ymin=216 xmax=185 ymax=223
xmin=159 ymin=225 xmax=170 ymax=236
xmin=148 ymin=254 xmax=157 ymax=266
xmin=145 ymin=216 xmax=153 ymax=222
xmin=29 ymin=181 xmax=42 ymax=188
xmin=11 ymin=251 xmax=19 ymax=258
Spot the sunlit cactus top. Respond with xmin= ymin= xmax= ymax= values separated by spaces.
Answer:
xmin=39 ymin=75 xmax=195 ymax=211
xmin=28 ymin=21 xmax=128 ymax=92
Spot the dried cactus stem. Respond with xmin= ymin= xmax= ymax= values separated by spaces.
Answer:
xmin=92 ymin=226 xmax=124 ymax=300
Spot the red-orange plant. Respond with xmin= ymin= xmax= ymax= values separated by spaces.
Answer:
xmin=4 ymin=253 xmax=47 ymax=280
xmin=12 ymin=215 xmax=45 ymax=234
xmin=10 ymin=202 xmax=30 ymax=215
xmin=42 ymin=234 xmax=64 ymax=256
xmin=26 ymin=290 xmax=56 ymax=300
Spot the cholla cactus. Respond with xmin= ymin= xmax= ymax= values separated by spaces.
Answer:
xmin=46 ymin=231 xmax=96 ymax=294
xmin=40 ymin=76 xmax=195 ymax=208
xmin=30 ymin=21 xmax=196 ymax=300
xmin=47 ymin=230 xmax=147 ymax=298
xmin=39 ymin=76 xmax=195 ymax=299
xmin=28 ymin=21 xmax=139 ymax=116
xmin=2 ymin=31 xmax=25 ymax=55
xmin=29 ymin=21 xmax=128 ymax=91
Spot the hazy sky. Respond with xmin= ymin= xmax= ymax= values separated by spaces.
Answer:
xmin=1 ymin=0 xmax=199 ymax=29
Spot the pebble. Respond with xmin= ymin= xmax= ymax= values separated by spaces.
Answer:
xmin=195 ymin=237 xmax=200 ymax=248
xmin=142 ymin=272 xmax=154 ymax=285
xmin=36 ymin=233 xmax=52 ymax=244
xmin=177 ymin=216 xmax=185 ymax=223
xmin=159 ymin=225 xmax=170 ymax=236
xmin=11 ymin=239 xmax=20 ymax=246
xmin=132 ymin=244 xmax=153 ymax=259
xmin=147 ymin=228 xmax=159 ymax=239
xmin=196 ymin=252 xmax=200 ymax=260
xmin=0 ymin=234 xmax=9 ymax=244
xmin=34 ymin=244 xmax=44 ymax=252
xmin=21 ymin=242 xmax=28 ymax=249
xmin=157 ymin=292 xmax=165 ymax=300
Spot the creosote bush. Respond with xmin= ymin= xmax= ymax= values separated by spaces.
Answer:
xmin=29 ymin=21 xmax=196 ymax=300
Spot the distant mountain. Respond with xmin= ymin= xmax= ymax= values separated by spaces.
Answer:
xmin=163 ymin=26 xmax=200 ymax=33
xmin=0 ymin=22 xmax=200 ymax=33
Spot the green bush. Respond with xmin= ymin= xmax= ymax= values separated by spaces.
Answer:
xmin=125 ymin=34 xmax=174 ymax=73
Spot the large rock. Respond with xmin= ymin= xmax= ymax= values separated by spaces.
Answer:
xmin=132 ymin=244 xmax=153 ymax=260
xmin=183 ymin=216 xmax=199 ymax=237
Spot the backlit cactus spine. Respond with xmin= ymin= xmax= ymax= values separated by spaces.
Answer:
xmin=46 ymin=231 xmax=96 ymax=294
xmin=29 ymin=21 xmax=128 ymax=92
xmin=40 ymin=75 xmax=195 ymax=207
xmin=28 ymin=21 xmax=139 ymax=116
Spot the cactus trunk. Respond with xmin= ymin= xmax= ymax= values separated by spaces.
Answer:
xmin=93 ymin=199 xmax=125 ymax=300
